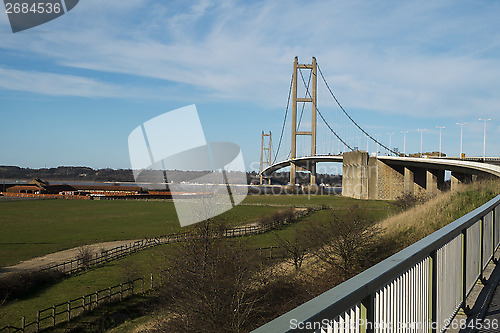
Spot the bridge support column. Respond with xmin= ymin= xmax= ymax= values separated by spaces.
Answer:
xmin=426 ymin=169 xmax=444 ymax=195
xmin=404 ymin=167 xmax=414 ymax=194
xmin=342 ymin=151 xmax=369 ymax=199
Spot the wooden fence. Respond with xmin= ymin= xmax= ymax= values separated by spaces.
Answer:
xmin=37 ymin=209 xmax=308 ymax=276
xmin=0 ymin=278 xmax=145 ymax=333
xmin=39 ymin=238 xmax=164 ymax=275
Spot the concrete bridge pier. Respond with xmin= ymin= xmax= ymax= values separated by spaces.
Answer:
xmin=426 ymin=169 xmax=445 ymax=195
xmin=404 ymin=167 xmax=427 ymax=195
xmin=342 ymin=151 xmax=447 ymax=200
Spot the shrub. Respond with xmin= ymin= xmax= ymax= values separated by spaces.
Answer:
xmin=394 ymin=191 xmax=428 ymax=211
xmin=77 ymin=246 xmax=95 ymax=270
xmin=0 ymin=269 xmax=66 ymax=302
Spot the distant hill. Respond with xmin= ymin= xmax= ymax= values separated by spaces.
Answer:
xmin=0 ymin=166 xmax=135 ymax=183
xmin=0 ymin=166 xmax=341 ymax=185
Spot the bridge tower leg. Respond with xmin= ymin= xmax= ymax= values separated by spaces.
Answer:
xmin=290 ymin=57 xmax=318 ymax=186
xmin=259 ymin=131 xmax=272 ymax=185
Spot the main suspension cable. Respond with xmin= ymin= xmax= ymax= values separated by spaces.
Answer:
xmin=297 ymin=67 xmax=353 ymax=151
xmin=273 ymin=73 xmax=294 ymax=164
xmin=317 ymin=63 xmax=398 ymax=155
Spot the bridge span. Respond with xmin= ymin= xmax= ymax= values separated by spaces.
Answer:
xmin=261 ymin=152 xmax=500 ymax=200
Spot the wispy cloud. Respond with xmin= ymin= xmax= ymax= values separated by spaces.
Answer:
xmin=0 ymin=67 xmax=124 ymax=97
xmin=1 ymin=0 xmax=500 ymax=119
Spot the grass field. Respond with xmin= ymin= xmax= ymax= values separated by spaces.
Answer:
xmin=241 ymin=194 xmax=392 ymax=209
xmin=0 ymin=245 xmax=169 ymax=327
xmin=0 ymin=199 xmax=283 ymax=267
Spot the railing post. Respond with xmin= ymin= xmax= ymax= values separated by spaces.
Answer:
xmin=150 ymin=273 xmax=154 ymax=289
xmin=36 ymin=310 xmax=40 ymax=332
xmin=480 ymin=216 xmax=485 ymax=282
xmin=361 ymin=294 xmax=374 ymax=333
xmin=492 ymin=209 xmax=496 ymax=262
xmin=67 ymin=300 xmax=71 ymax=321
xmin=120 ymin=284 xmax=123 ymax=301
xmin=108 ymin=287 xmax=112 ymax=303
xmin=21 ymin=316 xmax=25 ymax=333
xmin=429 ymin=251 xmax=437 ymax=333
xmin=82 ymin=295 xmax=86 ymax=312
xmin=461 ymin=228 xmax=469 ymax=313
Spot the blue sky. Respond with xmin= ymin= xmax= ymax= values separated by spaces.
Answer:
xmin=1 ymin=0 xmax=500 ymax=172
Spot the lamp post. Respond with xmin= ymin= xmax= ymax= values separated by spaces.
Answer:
xmin=435 ymin=126 xmax=445 ymax=157
xmin=387 ymin=132 xmax=394 ymax=156
xmin=456 ymin=123 xmax=467 ymax=158
xmin=478 ymin=118 xmax=491 ymax=161
xmin=417 ymin=129 xmax=426 ymax=157
xmin=401 ymin=131 xmax=408 ymax=156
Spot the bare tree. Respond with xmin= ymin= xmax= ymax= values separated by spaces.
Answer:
xmin=156 ymin=220 xmax=264 ymax=333
xmin=306 ymin=205 xmax=379 ymax=279
xmin=275 ymin=227 xmax=310 ymax=271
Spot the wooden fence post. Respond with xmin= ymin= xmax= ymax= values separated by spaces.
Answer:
xmin=82 ymin=295 xmax=86 ymax=312
xmin=150 ymin=273 xmax=154 ymax=289
xmin=67 ymin=300 xmax=71 ymax=321
xmin=120 ymin=284 xmax=123 ymax=301
xmin=52 ymin=305 xmax=56 ymax=326
xmin=21 ymin=316 xmax=25 ymax=332
xmin=108 ymin=287 xmax=112 ymax=303
xmin=36 ymin=310 xmax=40 ymax=332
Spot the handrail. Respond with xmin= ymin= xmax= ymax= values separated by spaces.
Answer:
xmin=252 ymin=194 xmax=500 ymax=333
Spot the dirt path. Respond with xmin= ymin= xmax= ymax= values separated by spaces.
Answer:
xmin=0 ymin=239 xmax=143 ymax=277
xmin=0 ymin=208 xmax=309 ymax=278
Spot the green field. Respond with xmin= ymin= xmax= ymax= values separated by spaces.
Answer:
xmin=0 ymin=245 xmax=168 ymax=327
xmin=241 ymin=194 xmax=393 ymax=209
xmin=0 ymin=199 xmax=283 ymax=267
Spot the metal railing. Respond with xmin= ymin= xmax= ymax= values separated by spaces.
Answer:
xmin=252 ymin=194 xmax=500 ymax=333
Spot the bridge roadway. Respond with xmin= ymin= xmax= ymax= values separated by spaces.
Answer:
xmin=262 ymin=155 xmax=500 ymax=178
xmin=262 ymin=154 xmax=500 ymax=200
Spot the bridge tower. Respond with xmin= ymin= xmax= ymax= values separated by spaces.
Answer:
xmin=260 ymin=131 xmax=272 ymax=185
xmin=290 ymin=57 xmax=317 ymax=186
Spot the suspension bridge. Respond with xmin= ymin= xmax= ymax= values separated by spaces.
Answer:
xmin=259 ymin=57 xmax=500 ymax=199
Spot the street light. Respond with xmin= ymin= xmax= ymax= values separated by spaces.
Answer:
xmin=456 ymin=123 xmax=467 ymax=158
xmin=417 ymin=129 xmax=427 ymax=157
xmin=435 ymin=126 xmax=445 ymax=157
xmin=401 ymin=131 xmax=408 ymax=156
xmin=386 ymin=132 xmax=395 ymax=156
xmin=478 ymin=118 xmax=491 ymax=161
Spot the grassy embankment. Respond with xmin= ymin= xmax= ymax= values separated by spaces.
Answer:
xmin=380 ymin=179 xmax=500 ymax=248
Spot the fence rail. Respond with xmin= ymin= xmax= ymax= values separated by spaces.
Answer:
xmin=35 ymin=208 xmax=308 ymax=276
xmin=0 ymin=278 xmax=144 ymax=333
xmin=38 ymin=238 xmax=164 ymax=275
xmin=252 ymin=194 xmax=500 ymax=333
